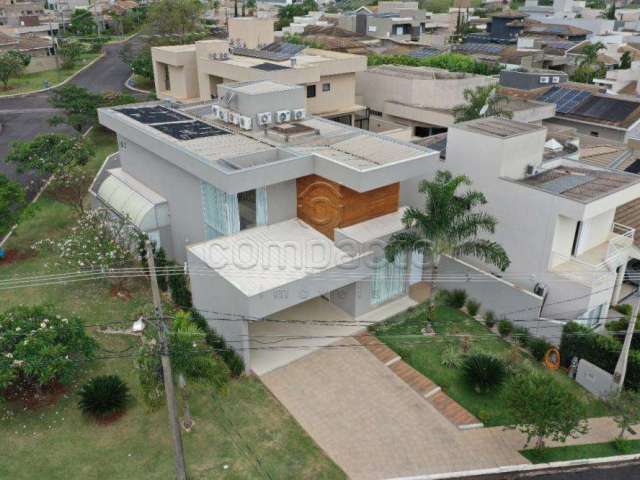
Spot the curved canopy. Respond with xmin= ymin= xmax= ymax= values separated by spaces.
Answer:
xmin=97 ymin=168 xmax=170 ymax=231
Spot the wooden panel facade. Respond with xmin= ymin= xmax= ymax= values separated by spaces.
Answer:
xmin=296 ymin=175 xmax=399 ymax=238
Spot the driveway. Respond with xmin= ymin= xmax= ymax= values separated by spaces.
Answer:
xmin=249 ymin=296 xmax=417 ymax=375
xmin=260 ymin=338 xmax=527 ymax=480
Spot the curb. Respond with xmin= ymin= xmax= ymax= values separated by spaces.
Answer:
xmin=386 ymin=453 xmax=640 ymax=480
xmin=0 ymin=53 xmax=105 ymax=99
xmin=125 ymin=74 xmax=152 ymax=94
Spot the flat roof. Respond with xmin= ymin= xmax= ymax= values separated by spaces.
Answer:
xmin=336 ymin=206 xmax=408 ymax=243
xmin=518 ymin=166 xmax=640 ymax=203
xmin=222 ymin=80 xmax=301 ymax=95
xmin=188 ymin=219 xmax=358 ymax=297
xmin=454 ymin=117 xmax=544 ymax=138
xmin=367 ymin=64 xmax=477 ymax=80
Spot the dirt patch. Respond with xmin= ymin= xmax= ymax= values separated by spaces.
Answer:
xmin=3 ymin=380 xmax=69 ymax=410
xmin=93 ymin=409 xmax=127 ymax=426
xmin=110 ymin=284 xmax=133 ymax=301
xmin=0 ymin=249 xmax=36 ymax=266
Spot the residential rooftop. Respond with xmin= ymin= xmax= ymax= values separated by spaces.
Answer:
xmin=517 ymin=166 xmax=640 ymax=203
xmin=453 ymin=117 xmax=545 ymax=139
xmin=366 ymin=65 xmax=480 ymax=80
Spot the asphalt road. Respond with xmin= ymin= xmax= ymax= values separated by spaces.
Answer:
xmin=528 ymin=463 xmax=640 ymax=479
xmin=0 ymin=37 xmax=141 ymax=195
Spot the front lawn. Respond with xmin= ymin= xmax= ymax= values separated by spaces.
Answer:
xmin=371 ymin=303 xmax=608 ymax=426
xmin=521 ymin=440 xmax=640 ymax=463
xmin=0 ymin=129 xmax=345 ymax=480
xmin=0 ymin=54 xmax=100 ymax=96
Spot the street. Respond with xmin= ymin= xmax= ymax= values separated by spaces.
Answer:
xmin=0 ymin=37 xmax=141 ymax=195
xmin=528 ymin=462 xmax=640 ymax=479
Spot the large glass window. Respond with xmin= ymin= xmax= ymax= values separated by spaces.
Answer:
xmin=238 ymin=190 xmax=257 ymax=230
xmin=370 ymin=255 xmax=408 ymax=306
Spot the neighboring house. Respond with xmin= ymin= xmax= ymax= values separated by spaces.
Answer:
xmin=501 ymin=69 xmax=640 ymax=143
xmin=0 ymin=0 xmax=45 ymax=27
xmin=91 ymin=79 xmax=439 ymax=371
xmin=594 ymin=61 xmax=640 ymax=96
xmin=0 ymin=30 xmax=56 ymax=68
xmin=151 ymin=19 xmax=367 ymax=126
xmin=356 ymin=65 xmax=553 ymax=139
xmin=336 ymin=1 xmax=428 ymax=42
xmin=416 ymin=117 xmax=640 ymax=336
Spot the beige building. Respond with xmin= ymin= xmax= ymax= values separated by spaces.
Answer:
xmin=152 ymin=18 xmax=367 ymax=125
xmin=356 ymin=65 xmax=554 ymax=139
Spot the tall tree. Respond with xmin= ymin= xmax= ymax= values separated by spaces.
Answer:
xmin=145 ymin=0 xmax=204 ymax=41
xmin=453 ymin=85 xmax=513 ymax=123
xmin=7 ymin=134 xmax=93 ymax=175
xmin=0 ymin=51 xmax=27 ymax=89
xmin=504 ymin=371 xmax=589 ymax=449
xmin=580 ymin=41 xmax=606 ymax=66
xmin=608 ymin=390 xmax=640 ymax=439
xmin=385 ymin=170 xmax=510 ymax=287
xmin=619 ymin=51 xmax=632 ymax=70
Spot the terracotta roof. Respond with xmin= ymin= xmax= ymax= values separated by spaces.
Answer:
xmin=525 ymin=20 xmax=592 ymax=37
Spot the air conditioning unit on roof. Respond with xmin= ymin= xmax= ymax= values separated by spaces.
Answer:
xmin=239 ymin=116 xmax=252 ymax=130
xmin=293 ymin=108 xmax=305 ymax=121
xmin=217 ymin=107 xmax=229 ymax=122
xmin=257 ymin=111 xmax=272 ymax=126
xmin=212 ymin=104 xmax=220 ymax=117
xmin=276 ymin=110 xmax=291 ymax=123
xmin=228 ymin=111 xmax=239 ymax=125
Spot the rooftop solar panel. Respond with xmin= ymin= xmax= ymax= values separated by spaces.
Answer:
xmin=540 ymin=174 xmax=593 ymax=194
xmin=232 ymin=47 xmax=290 ymax=62
xmin=624 ymin=159 xmax=640 ymax=174
xmin=152 ymin=121 xmax=230 ymax=141
xmin=408 ymin=47 xmax=442 ymax=58
xmin=537 ymin=87 xmax=592 ymax=114
xmin=118 ymin=106 xmax=190 ymax=124
xmin=457 ymin=43 xmax=505 ymax=55
xmin=261 ymin=42 xmax=306 ymax=57
xmin=571 ymin=96 xmax=640 ymax=123
xmin=252 ymin=62 xmax=290 ymax=71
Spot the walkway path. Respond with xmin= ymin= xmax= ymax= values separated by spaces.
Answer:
xmin=260 ymin=339 xmax=527 ymax=480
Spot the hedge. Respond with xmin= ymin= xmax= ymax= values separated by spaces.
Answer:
xmin=559 ymin=322 xmax=640 ymax=390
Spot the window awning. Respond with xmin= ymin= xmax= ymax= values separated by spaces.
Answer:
xmin=97 ymin=168 xmax=170 ymax=231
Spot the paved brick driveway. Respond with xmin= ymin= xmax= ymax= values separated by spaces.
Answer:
xmin=260 ymin=338 xmax=528 ymax=480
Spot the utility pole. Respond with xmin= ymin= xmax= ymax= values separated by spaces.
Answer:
xmin=49 ymin=20 xmax=60 ymax=69
xmin=146 ymin=241 xmax=187 ymax=480
xmin=613 ymin=294 xmax=639 ymax=391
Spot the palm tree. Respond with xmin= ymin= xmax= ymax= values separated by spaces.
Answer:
xmin=170 ymin=311 xmax=229 ymax=430
xmin=452 ymin=85 xmax=513 ymax=124
xmin=385 ymin=170 xmax=510 ymax=290
xmin=580 ymin=41 xmax=605 ymax=66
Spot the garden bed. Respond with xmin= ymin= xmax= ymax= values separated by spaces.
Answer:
xmin=520 ymin=439 xmax=640 ymax=463
xmin=370 ymin=303 xmax=608 ymax=427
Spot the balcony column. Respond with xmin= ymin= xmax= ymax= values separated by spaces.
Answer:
xmin=612 ymin=261 xmax=627 ymax=306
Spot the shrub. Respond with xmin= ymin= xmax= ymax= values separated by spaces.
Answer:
xmin=441 ymin=344 xmax=464 ymax=369
xmin=168 ymin=262 xmax=192 ymax=308
xmin=560 ymin=321 xmax=640 ymax=390
xmin=528 ymin=337 xmax=551 ymax=362
xmin=466 ymin=299 xmax=481 ymax=317
xmin=192 ymin=309 xmax=245 ymax=377
xmin=78 ymin=375 xmax=130 ymax=419
xmin=449 ymin=289 xmax=468 ymax=308
xmin=512 ymin=326 xmax=530 ymax=346
xmin=498 ymin=319 xmax=513 ymax=337
xmin=462 ymin=352 xmax=507 ymax=393
xmin=613 ymin=438 xmax=633 ymax=454
xmin=0 ymin=305 xmax=96 ymax=395
xmin=484 ymin=311 xmax=496 ymax=328
xmin=614 ymin=304 xmax=633 ymax=317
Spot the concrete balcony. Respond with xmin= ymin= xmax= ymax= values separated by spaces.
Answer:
xmin=550 ymin=223 xmax=635 ymax=286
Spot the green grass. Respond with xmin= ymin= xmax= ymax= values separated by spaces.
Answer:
xmin=0 ymin=130 xmax=345 ymax=480
xmin=0 ymin=54 xmax=100 ymax=96
xmin=521 ymin=440 xmax=640 ymax=463
xmin=371 ymin=304 xmax=608 ymax=426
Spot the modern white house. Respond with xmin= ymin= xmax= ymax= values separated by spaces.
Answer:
xmin=91 ymin=80 xmax=439 ymax=373
xmin=417 ymin=117 xmax=640 ymax=339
